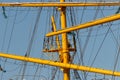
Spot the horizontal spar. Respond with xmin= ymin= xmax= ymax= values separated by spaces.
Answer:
xmin=0 ymin=52 xmax=120 ymax=76
xmin=46 ymin=13 xmax=120 ymax=37
xmin=0 ymin=2 xmax=120 ymax=7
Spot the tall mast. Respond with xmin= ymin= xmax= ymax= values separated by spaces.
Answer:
xmin=60 ymin=0 xmax=70 ymax=80
xmin=59 ymin=0 xmax=70 ymax=80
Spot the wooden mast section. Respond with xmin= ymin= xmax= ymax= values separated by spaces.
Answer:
xmin=59 ymin=0 xmax=70 ymax=79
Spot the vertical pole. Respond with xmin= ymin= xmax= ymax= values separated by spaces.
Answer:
xmin=60 ymin=0 xmax=70 ymax=80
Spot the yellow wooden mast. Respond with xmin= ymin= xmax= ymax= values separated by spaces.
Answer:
xmin=59 ymin=0 xmax=70 ymax=80
xmin=0 ymin=1 xmax=120 ymax=80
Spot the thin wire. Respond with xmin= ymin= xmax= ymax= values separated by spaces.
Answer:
xmin=75 ymin=7 xmax=88 ymax=80
xmin=51 ymin=67 xmax=58 ymax=80
xmin=20 ymin=7 xmax=42 ymax=80
xmin=1 ymin=11 xmax=9 ymax=51
xmin=6 ymin=8 xmax=19 ymax=53
xmin=87 ymin=27 xmax=99 ymax=66
xmin=0 ymin=6 xmax=19 ymax=80
xmin=89 ymin=24 xmax=111 ymax=74
xmin=75 ymin=8 xmax=88 ymax=76
xmin=83 ymin=6 xmax=103 ymax=79
xmin=15 ymin=8 xmax=30 ymax=24
xmin=109 ymin=23 xmax=120 ymax=80
xmin=67 ymin=1 xmax=83 ymax=79
xmin=96 ymin=6 xmax=120 ymax=79
xmin=84 ymin=6 xmax=114 ymax=78
xmin=0 ymin=6 xmax=10 ymax=71
xmin=78 ymin=26 xmax=120 ymax=37
xmin=32 ymin=64 xmax=40 ymax=80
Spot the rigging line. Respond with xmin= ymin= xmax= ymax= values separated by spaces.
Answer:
xmin=69 ymin=6 xmax=86 ymax=80
xmin=80 ymin=28 xmax=93 ymax=64
xmin=74 ymin=19 xmax=82 ymax=65
xmin=15 ymin=7 xmax=30 ymax=24
xmin=90 ymin=6 xmax=118 ymax=79
xmin=73 ymin=70 xmax=82 ymax=80
xmin=75 ymin=6 xmax=88 ymax=71
xmin=42 ymin=7 xmax=55 ymax=60
xmin=32 ymin=64 xmax=40 ymax=80
xmin=6 ymin=7 xmax=18 ymax=52
xmin=20 ymin=61 xmax=27 ymax=80
xmin=21 ymin=2 xmax=41 ymax=80
xmin=83 ymin=10 xmax=99 ymax=80
xmin=75 ymin=5 xmax=102 ymax=80
xmin=77 ymin=17 xmax=120 ymax=36
xmin=5 ymin=64 xmax=20 ymax=72
xmin=0 ymin=6 xmax=10 ymax=68
xmin=78 ymin=26 xmax=120 ymax=37
xmin=75 ymin=22 xmax=120 ymax=37
xmin=89 ymin=23 xmax=111 ymax=73
xmin=0 ymin=7 xmax=19 ymax=80
xmin=97 ymin=6 xmax=120 ymax=79
xmin=25 ymin=7 xmax=42 ymax=57
xmin=79 ymin=6 xmax=87 ymax=24
xmin=16 ymin=63 xmax=25 ymax=80
xmin=14 ymin=8 xmax=29 ymax=80
xmin=87 ymin=28 xmax=99 ymax=79
xmin=76 ymin=7 xmax=86 ymax=65
xmin=36 ymin=65 xmax=46 ymax=80
xmin=51 ymin=67 xmax=58 ymax=80
xmin=73 ymin=52 xmax=84 ymax=79
xmin=77 ymin=1 xmax=87 ymax=62
xmin=87 ymin=27 xmax=99 ymax=67
xmin=84 ymin=6 xmax=103 ymax=79
xmin=44 ymin=7 xmax=50 ymax=34
xmin=20 ymin=7 xmax=43 ymax=80
xmin=109 ymin=24 xmax=120 ymax=80
xmin=84 ymin=5 xmax=114 ymax=79
xmin=81 ymin=29 xmax=92 ymax=80
xmin=57 ymin=67 xmax=62 ymax=80
xmin=42 ymin=7 xmax=51 ymax=41
xmin=70 ymin=51 xmax=82 ymax=79
xmin=0 ymin=63 xmax=6 ymax=80
xmin=1 ymin=9 xmax=9 ymax=51
xmin=68 ymin=3 xmax=83 ymax=79
xmin=69 ymin=7 xmax=76 ymax=54
xmin=46 ymin=7 xmax=50 ymax=33
xmin=2 ymin=7 xmax=7 ymax=18
xmin=110 ymin=28 xmax=120 ymax=56
xmin=47 ymin=6 xmax=60 ymax=79
xmin=111 ymin=40 xmax=120 ymax=80
xmin=68 ymin=0 xmax=78 ymax=61
xmin=67 ymin=5 xmax=83 ymax=80
xmin=85 ymin=10 xmax=115 ymax=80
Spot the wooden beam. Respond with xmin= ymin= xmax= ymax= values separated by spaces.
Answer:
xmin=0 ymin=2 xmax=120 ymax=7
xmin=0 ymin=52 xmax=120 ymax=76
xmin=46 ymin=13 xmax=120 ymax=37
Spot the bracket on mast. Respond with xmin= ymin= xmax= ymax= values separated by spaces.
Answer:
xmin=42 ymin=33 xmax=76 ymax=52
